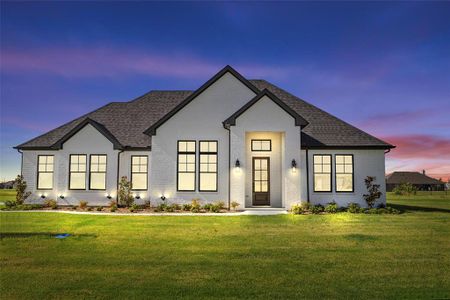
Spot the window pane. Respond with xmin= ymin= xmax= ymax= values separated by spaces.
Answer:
xmin=314 ymin=156 xmax=322 ymax=164
xmin=200 ymin=163 xmax=208 ymax=172
xmin=336 ymin=155 xmax=344 ymax=164
xmin=261 ymin=141 xmax=271 ymax=150
xmin=209 ymin=142 xmax=217 ymax=152
xmin=98 ymin=164 xmax=106 ymax=172
xmin=314 ymin=174 xmax=331 ymax=192
xmin=336 ymin=164 xmax=344 ymax=173
xmin=179 ymin=142 xmax=187 ymax=152
xmin=254 ymin=182 xmax=260 ymax=192
xmin=99 ymin=156 xmax=106 ymax=164
xmin=337 ymin=174 xmax=353 ymax=192
xmin=187 ymin=155 xmax=195 ymax=163
xmin=186 ymin=142 xmax=195 ymax=152
xmin=323 ymin=156 xmax=331 ymax=164
xmin=200 ymin=173 xmax=216 ymax=191
xmin=314 ymin=164 xmax=322 ymax=173
xmin=70 ymin=173 xmax=86 ymax=189
xmin=345 ymin=165 xmax=353 ymax=173
xmin=323 ymin=164 xmax=331 ymax=173
xmin=132 ymin=165 xmax=140 ymax=172
xmin=79 ymin=156 xmax=86 ymax=164
xmin=132 ymin=174 xmax=147 ymax=190
xmin=261 ymin=181 xmax=268 ymax=192
xmin=345 ymin=156 xmax=352 ymax=164
xmin=91 ymin=155 xmax=98 ymax=164
xmin=187 ymin=163 xmax=195 ymax=172
xmin=90 ymin=173 xmax=106 ymax=190
xmin=179 ymin=154 xmax=186 ymax=163
xmin=79 ymin=164 xmax=86 ymax=172
xmin=209 ymin=164 xmax=217 ymax=172
xmin=38 ymin=173 xmax=53 ymax=189
xmin=200 ymin=142 xmax=209 ymax=152
xmin=178 ymin=173 xmax=195 ymax=191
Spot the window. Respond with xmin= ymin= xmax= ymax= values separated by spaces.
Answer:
xmin=199 ymin=141 xmax=218 ymax=192
xmin=313 ymin=155 xmax=331 ymax=192
xmin=177 ymin=141 xmax=196 ymax=191
xmin=89 ymin=155 xmax=107 ymax=190
xmin=336 ymin=155 xmax=354 ymax=192
xmin=69 ymin=155 xmax=87 ymax=190
xmin=251 ymin=139 xmax=271 ymax=151
xmin=37 ymin=155 xmax=54 ymax=189
xmin=131 ymin=156 xmax=148 ymax=190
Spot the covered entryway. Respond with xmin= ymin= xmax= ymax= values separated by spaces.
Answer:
xmin=252 ymin=157 xmax=270 ymax=206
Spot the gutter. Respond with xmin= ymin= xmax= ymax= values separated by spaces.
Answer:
xmin=226 ymin=127 xmax=231 ymax=211
xmin=305 ymin=149 xmax=310 ymax=203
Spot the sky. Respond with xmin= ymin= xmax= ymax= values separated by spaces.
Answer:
xmin=1 ymin=1 xmax=449 ymax=182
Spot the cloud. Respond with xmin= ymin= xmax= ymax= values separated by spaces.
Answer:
xmin=383 ymin=134 xmax=450 ymax=160
xmin=1 ymin=45 xmax=297 ymax=80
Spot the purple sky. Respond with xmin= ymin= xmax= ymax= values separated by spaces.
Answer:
xmin=1 ymin=2 xmax=449 ymax=181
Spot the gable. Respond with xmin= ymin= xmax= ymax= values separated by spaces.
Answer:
xmin=144 ymin=65 xmax=259 ymax=136
xmin=61 ymin=122 xmax=118 ymax=150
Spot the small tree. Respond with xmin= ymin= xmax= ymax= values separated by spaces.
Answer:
xmin=363 ymin=176 xmax=382 ymax=208
xmin=118 ymin=176 xmax=133 ymax=207
xmin=14 ymin=175 xmax=31 ymax=205
xmin=230 ymin=201 xmax=240 ymax=211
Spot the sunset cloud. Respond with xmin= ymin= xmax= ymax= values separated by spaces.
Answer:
xmin=383 ymin=134 xmax=450 ymax=160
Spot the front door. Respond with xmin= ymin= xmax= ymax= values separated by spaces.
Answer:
xmin=252 ymin=157 xmax=270 ymax=206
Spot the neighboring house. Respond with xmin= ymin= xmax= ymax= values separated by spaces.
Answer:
xmin=15 ymin=66 xmax=394 ymax=209
xmin=0 ymin=180 xmax=14 ymax=189
xmin=386 ymin=171 xmax=446 ymax=192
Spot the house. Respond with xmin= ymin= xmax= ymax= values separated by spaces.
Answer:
xmin=15 ymin=66 xmax=394 ymax=209
xmin=386 ymin=171 xmax=446 ymax=192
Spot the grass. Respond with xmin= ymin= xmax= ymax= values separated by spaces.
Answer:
xmin=1 ymin=191 xmax=449 ymax=299
xmin=0 ymin=189 xmax=15 ymax=202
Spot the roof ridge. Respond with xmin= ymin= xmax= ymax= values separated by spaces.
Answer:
xmin=128 ymin=90 xmax=193 ymax=103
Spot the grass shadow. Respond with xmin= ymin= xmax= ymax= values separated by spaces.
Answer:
xmin=389 ymin=204 xmax=450 ymax=213
xmin=0 ymin=232 xmax=97 ymax=239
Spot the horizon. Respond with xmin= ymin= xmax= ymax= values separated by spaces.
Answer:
xmin=1 ymin=2 xmax=449 ymax=181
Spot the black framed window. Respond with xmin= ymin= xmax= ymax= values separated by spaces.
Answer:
xmin=37 ymin=155 xmax=54 ymax=189
xmin=177 ymin=141 xmax=196 ymax=191
xmin=69 ymin=154 xmax=87 ymax=190
xmin=336 ymin=155 xmax=354 ymax=192
xmin=89 ymin=155 xmax=107 ymax=190
xmin=199 ymin=141 xmax=218 ymax=192
xmin=251 ymin=139 xmax=271 ymax=151
xmin=131 ymin=156 xmax=148 ymax=190
xmin=313 ymin=155 xmax=332 ymax=192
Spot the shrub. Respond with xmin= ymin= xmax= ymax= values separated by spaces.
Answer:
xmin=87 ymin=207 xmax=93 ymax=211
xmin=291 ymin=203 xmax=303 ymax=214
xmin=164 ymin=205 xmax=175 ymax=212
xmin=4 ymin=200 xmax=16 ymax=208
xmin=182 ymin=203 xmax=192 ymax=211
xmin=110 ymin=205 xmax=117 ymax=212
xmin=79 ymin=201 xmax=88 ymax=210
xmin=156 ymin=203 xmax=167 ymax=212
xmin=203 ymin=203 xmax=213 ymax=211
xmin=363 ymin=176 xmax=382 ymax=208
xmin=14 ymin=175 xmax=31 ymax=205
xmin=118 ymin=176 xmax=133 ymax=207
xmin=393 ymin=182 xmax=417 ymax=196
xmin=129 ymin=203 xmax=139 ymax=212
xmin=324 ymin=201 xmax=338 ymax=213
xmin=386 ymin=206 xmax=401 ymax=214
xmin=377 ymin=203 xmax=386 ymax=209
xmin=144 ymin=200 xmax=151 ymax=209
xmin=172 ymin=204 xmax=181 ymax=211
xmin=109 ymin=200 xmax=117 ymax=207
xmin=190 ymin=199 xmax=201 ymax=213
xmin=72 ymin=206 xmax=78 ymax=210
xmin=216 ymin=201 xmax=225 ymax=210
xmin=96 ymin=206 xmax=103 ymax=212
xmin=347 ymin=203 xmax=364 ymax=213
xmin=210 ymin=201 xmax=225 ymax=213
xmin=231 ymin=201 xmax=240 ymax=211
xmin=44 ymin=199 xmax=57 ymax=209
xmin=310 ymin=204 xmax=324 ymax=214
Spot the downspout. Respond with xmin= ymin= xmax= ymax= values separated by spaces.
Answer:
xmin=116 ymin=149 xmax=125 ymax=205
xmin=226 ymin=127 xmax=231 ymax=211
xmin=17 ymin=149 xmax=23 ymax=176
xmin=305 ymin=148 xmax=310 ymax=203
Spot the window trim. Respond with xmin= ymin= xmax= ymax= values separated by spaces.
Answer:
xmin=177 ymin=140 xmax=196 ymax=192
xmin=335 ymin=154 xmax=354 ymax=193
xmin=198 ymin=140 xmax=218 ymax=192
xmin=68 ymin=154 xmax=87 ymax=190
xmin=251 ymin=139 xmax=272 ymax=152
xmin=131 ymin=155 xmax=148 ymax=191
xmin=313 ymin=154 xmax=332 ymax=193
xmin=36 ymin=155 xmax=54 ymax=190
xmin=89 ymin=154 xmax=107 ymax=191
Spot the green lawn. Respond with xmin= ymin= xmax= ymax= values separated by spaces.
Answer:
xmin=0 ymin=189 xmax=15 ymax=202
xmin=1 ymin=192 xmax=449 ymax=299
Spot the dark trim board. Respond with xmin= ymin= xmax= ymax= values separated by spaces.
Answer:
xmin=130 ymin=155 xmax=149 ymax=191
xmin=176 ymin=140 xmax=197 ymax=192
xmin=198 ymin=140 xmax=219 ymax=193
xmin=223 ymin=89 xmax=309 ymax=129
xmin=88 ymin=154 xmax=107 ymax=191
xmin=68 ymin=154 xmax=87 ymax=191
xmin=312 ymin=154 xmax=333 ymax=193
xmin=145 ymin=65 xmax=260 ymax=136
xmin=334 ymin=154 xmax=355 ymax=193
xmin=36 ymin=154 xmax=54 ymax=191
xmin=251 ymin=139 xmax=272 ymax=152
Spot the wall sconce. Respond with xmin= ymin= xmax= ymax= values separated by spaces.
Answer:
xmin=291 ymin=159 xmax=297 ymax=173
xmin=59 ymin=195 xmax=65 ymax=199
xmin=106 ymin=194 xmax=112 ymax=199
xmin=135 ymin=194 xmax=141 ymax=200
xmin=40 ymin=194 xmax=46 ymax=199
xmin=160 ymin=195 xmax=166 ymax=201
xmin=235 ymin=159 xmax=241 ymax=168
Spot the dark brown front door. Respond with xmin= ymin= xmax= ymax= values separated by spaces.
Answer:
xmin=252 ymin=157 xmax=270 ymax=206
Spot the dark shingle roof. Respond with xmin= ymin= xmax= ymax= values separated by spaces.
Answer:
xmin=386 ymin=172 xmax=444 ymax=185
xmin=16 ymin=75 xmax=393 ymax=150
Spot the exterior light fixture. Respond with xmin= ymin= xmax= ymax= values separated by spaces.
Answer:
xmin=235 ymin=159 xmax=241 ymax=168
xmin=106 ymin=194 xmax=112 ymax=199
xmin=291 ymin=159 xmax=297 ymax=173
xmin=40 ymin=194 xmax=46 ymax=199
xmin=160 ymin=195 xmax=166 ymax=201
xmin=135 ymin=194 xmax=141 ymax=200
xmin=59 ymin=195 xmax=65 ymax=199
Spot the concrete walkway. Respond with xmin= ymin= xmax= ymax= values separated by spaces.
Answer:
xmin=0 ymin=209 xmax=288 ymax=216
